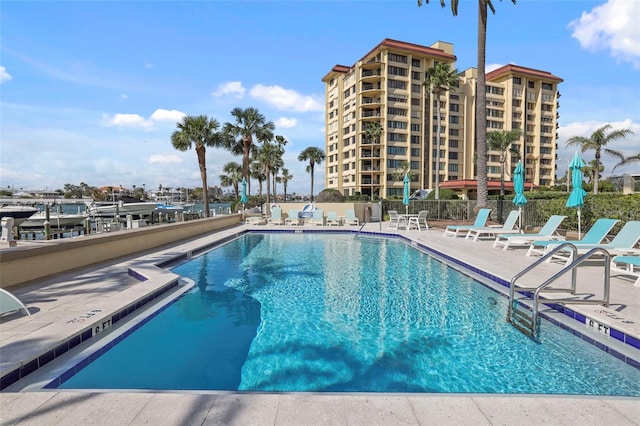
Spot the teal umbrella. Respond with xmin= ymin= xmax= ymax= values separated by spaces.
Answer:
xmin=566 ymin=152 xmax=587 ymax=238
xmin=240 ymin=178 xmax=247 ymax=219
xmin=512 ymin=161 xmax=527 ymax=231
xmin=402 ymin=173 xmax=410 ymax=215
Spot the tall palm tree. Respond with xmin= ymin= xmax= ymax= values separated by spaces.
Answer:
xmin=298 ymin=147 xmax=325 ymax=202
xmin=171 ymin=115 xmax=225 ymax=217
xmin=364 ymin=121 xmax=383 ymax=143
xmin=486 ymin=129 xmax=522 ymax=196
xmin=223 ymin=107 xmax=275 ymax=182
xmin=612 ymin=153 xmax=640 ymax=173
xmin=250 ymin=160 xmax=265 ymax=196
xmin=418 ymin=0 xmax=517 ymax=209
xmin=272 ymin=135 xmax=288 ymax=200
xmin=257 ymin=141 xmax=282 ymax=204
xmin=566 ymin=124 xmax=634 ymax=194
xmin=280 ymin=168 xmax=293 ymax=201
xmin=424 ymin=62 xmax=460 ymax=199
xmin=219 ymin=162 xmax=243 ymax=198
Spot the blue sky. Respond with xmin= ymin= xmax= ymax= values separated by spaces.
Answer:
xmin=1 ymin=0 xmax=639 ymax=196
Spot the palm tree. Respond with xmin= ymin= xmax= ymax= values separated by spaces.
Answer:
xmin=223 ymin=107 xmax=275 ymax=182
xmin=219 ymin=162 xmax=243 ymax=198
xmin=298 ymin=147 xmax=325 ymax=202
xmin=272 ymin=135 xmax=288 ymax=200
xmin=171 ymin=115 xmax=225 ymax=217
xmin=364 ymin=121 xmax=383 ymax=143
xmin=566 ymin=124 xmax=634 ymax=194
xmin=280 ymin=168 xmax=293 ymax=201
xmin=487 ymin=129 xmax=522 ymax=196
xmin=418 ymin=0 xmax=517 ymax=209
xmin=424 ymin=62 xmax=460 ymax=199
xmin=257 ymin=141 xmax=282 ymax=204
xmin=250 ymin=161 xmax=265 ymax=196
xmin=612 ymin=153 xmax=640 ymax=173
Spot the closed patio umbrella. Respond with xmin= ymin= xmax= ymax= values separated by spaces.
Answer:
xmin=240 ymin=177 xmax=248 ymax=219
xmin=512 ymin=161 xmax=527 ymax=232
xmin=402 ymin=173 xmax=410 ymax=215
xmin=566 ymin=152 xmax=587 ymax=239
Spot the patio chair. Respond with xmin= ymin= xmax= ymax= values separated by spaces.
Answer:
xmin=285 ymin=209 xmax=301 ymax=226
xmin=267 ymin=207 xmax=284 ymax=225
xmin=0 ymin=288 xmax=30 ymax=317
xmin=547 ymin=221 xmax=640 ymax=264
xmin=611 ymin=254 xmax=640 ymax=286
xmin=388 ymin=210 xmax=406 ymax=230
xmin=408 ymin=210 xmax=429 ymax=231
xmin=344 ymin=209 xmax=359 ymax=226
xmin=465 ymin=209 xmax=520 ymax=241
xmin=443 ymin=208 xmax=491 ymax=237
xmin=245 ymin=215 xmax=266 ymax=225
xmin=326 ymin=211 xmax=340 ymax=226
xmin=493 ymin=215 xmax=566 ymax=250
xmin=310 ymin=209 xmax=324 ymax=226
xmin=526 ymin=218 xmax=619 ymax=258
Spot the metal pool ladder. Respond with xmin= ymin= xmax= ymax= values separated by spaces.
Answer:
xmin=507 ymin=243 xmax=611 ymax=339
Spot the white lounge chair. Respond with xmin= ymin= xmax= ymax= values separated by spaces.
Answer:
xmin=526 ymin=218 xmax=619 ymax=258
xmin=547 ymin=221 xmax=640 ymax=264
xmin=267 ymin=207 xmax=284 ymax=225
xmin=0 ymin=288 xmax=30 ymax=317
xmin=493 ymin=215 xmax=566 ymax=250
xmin=611 ymin=254 xmax=640 ymax=286
xmin=344 ymin=209 xmax=359 ymax=226
xmin=285 ymin=209 xmax=301 ymax=226
xmin=443 ymin=208 xmax=492 ymax=237
xmin=465 ymin=210 xmax=520 ymax=241
xmin=326 ymin=211 xmax=340 ymax=226
xmin=310 ymin=209 xmax=324 ymax=225
xmin=408 ymin=210 xmax=429 ymax=231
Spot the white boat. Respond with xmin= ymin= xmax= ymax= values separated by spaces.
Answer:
xmin=87 ymin=197 xmax=157 ymax=219
xmin=20 ymin=211 xmax=88 ymax=229
xmin=155 ymin=203 xmax=185 ymax=215
xmin=0 ymin=205 xmax=39 ymax=226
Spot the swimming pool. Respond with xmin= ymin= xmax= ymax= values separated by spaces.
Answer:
xmin=53 ymin=233 xmax=640 ymax=395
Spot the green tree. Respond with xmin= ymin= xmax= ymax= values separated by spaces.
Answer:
xmin=298 ymin=147 xmax=325 ymax=202
xmin=487 ymin=129 xmax=522 ymax=196
xmin=257 ymin=141 xmax=283 ymax=204
xmin=612 ymin=153 xmax=640 ymax=173
xmin=271 ymin=135 xmax=288 ymax=200
xmin=223 ymin=107 xmax=275 ymax=182
xmin=418 ymin=0 xmax=517 ymax=209
xmin=364 ymin=121 xmax=383 ymax=143
xmin=424 ymin=62 xmax=460 ymax=199
xmin=171 ymin=115 xmax=225 ymax=217
xmin=250 ymin=160 xmax=265 ymax=196
xmin=566 ymin=124 xmax=634 ymax=194
xmin=280 ymin=168 xmax=293 ymax=201
xmin=219 ymin=162 xmax=243 ymax=198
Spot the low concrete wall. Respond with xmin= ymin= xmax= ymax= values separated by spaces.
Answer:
xmin=0 ymin=215 xmax=242 ymax=289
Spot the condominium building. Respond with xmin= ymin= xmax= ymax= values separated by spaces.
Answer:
xmin=321 ymin=38 xmax=563 ymax=199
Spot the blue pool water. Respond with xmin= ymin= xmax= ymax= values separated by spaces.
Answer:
xmin=58 ymin=233 xmax=640 ymax=395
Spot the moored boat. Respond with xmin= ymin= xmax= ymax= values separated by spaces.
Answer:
xmin=87 ymin=196 xmax=157 ymax=219
xmin=0 ymin=205 xmax=39 ymax=226
xmin=20 ymin=211 xmax=88 ymax=229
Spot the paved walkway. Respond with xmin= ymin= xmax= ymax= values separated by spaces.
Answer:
xmin=1 ymin=222 xmax=639 ymax=425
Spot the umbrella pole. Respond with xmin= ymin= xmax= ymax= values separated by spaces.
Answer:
xmin=242 ymin=203 xmax=245 ymax=220
xmin=577 ymin=209 xmax=581 ymax=239
xmin=518 ymin=207 xmax=522 ymax=233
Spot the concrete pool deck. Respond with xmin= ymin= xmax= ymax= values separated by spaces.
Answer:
xmin=1 ymin=222 xmax=639 ymax=425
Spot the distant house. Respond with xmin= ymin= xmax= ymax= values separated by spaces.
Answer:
xmin=439 ymin=179 xmax=539 ymax=200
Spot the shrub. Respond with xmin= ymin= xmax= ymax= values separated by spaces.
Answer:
xmin=316 ymin=189 xmax=346 ymax=203
xmin=425 ymin=188 xmax=459 ymax=200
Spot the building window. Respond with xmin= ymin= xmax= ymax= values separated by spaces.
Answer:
xmin=449 ymin=152 xmax=458 ymax=160
xmin=388 ymin=79 xmax=407 ymax=89
xmin=411 ymin=135 xmax=421 ymax=144
xmin=411 ymin=58 xmax=421 ymax=67
xmin=411 ymin=84 xmax=421 ymax=93
xmin=387 ymin=107 xmax=407 ymax=116
xmin=449 ymin=140 xmax=458 ymax=148
xmin=388 ymin=53 xmax=408 ymax=63
xmin=387 ymin=120 xmax=407 ymax=129
xmin=388 ymin=94 xmax=407 ymax=103
xmin=542 ymin=82 xmax=553 ymax=90
xmin=411 ymin=148 xmax=420 ymax=156
xmin=412 ymin=71 xmax=421 ymax=80
xmin=388 ymin=65 xmax=408 ymax=76
xmin=449 ymin=115 xmax=459 ymax=124
xmin=513 ymin=77 xmax=521 ymax=84
xmin=411 ymin=123 xmax=420 ymax=132
xmin=448 ymin=164 xmax=458 ymax=172
xmin=387 ymin=133 xmax=407 ymax=142
xmin=387 ymin=146 xmax=407 ymax=155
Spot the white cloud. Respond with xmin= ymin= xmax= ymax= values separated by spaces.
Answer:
xmin=149 ymin=109 xmax=186 ymax=124
xmin=0 ymin=66 xmax=12 ymax=84
xmin=120 ymin=93 xmax=128 ymax=99
xmin=276 ymin=117 xmax=297 ymax=129
xmin=103 ymin=113 xmax=152 ymax=129
xmin=144 ymin=62 xmax=154 ymax=69
xmin=102 ymin=108 xmax=186 ymax=129
xmin=148 ymin=154 xmax=183 ymax=164
xmin=569 ymin=0 xmax=640 ymax=69
xmin=486 ymin=63 xmax=503 ymax=73
xmin=212 ymin=81 xmax=246 ymax=98
xmin=249 ymin=84 xmax=323 ymax=112
xmin=557 ymin=118 xmax=640 ymax=176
